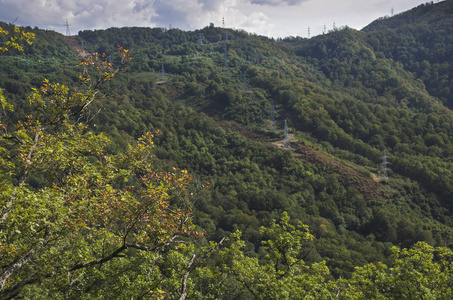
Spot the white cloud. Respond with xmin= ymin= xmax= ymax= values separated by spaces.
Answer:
xmin=240 ymin=11 xmax=274 ymax=35
xmin=0 ymin=0 xmax=431 ymax=37
xmin=250 ymin=0 xmax=307 ymax=6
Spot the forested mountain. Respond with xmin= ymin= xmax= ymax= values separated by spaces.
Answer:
xmin=2 ymin=1 xmax=453 ymax=298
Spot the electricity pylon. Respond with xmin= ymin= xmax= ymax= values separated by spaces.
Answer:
xmin=283 ymin=119 xmax=291 ymax=148
xmin=65 ymin=19 xmax=71 ymax=36
xmin=161 ymin=64 xmax=166 ymax=82
xmin=380 ymin=150 xmax=390 ymax=179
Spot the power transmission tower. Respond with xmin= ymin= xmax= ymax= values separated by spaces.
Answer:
xmin=223 ymin=17 xmax=228 ymax=41
xmin=380 ymin=150 xmax=390 ymax=179
xmin=224 ymin=50 xmax=228 ymax=69
xmin=161 ymin=64 xmax=166 ymax=82
xmin=242 ymin=70 xmax=248 ymax=91
xmin=323 ymin=23 xmax=327 ymax=34
xmin=65 ymin=19 xmax=71 ymax=36
xmin=333 ymin=21 xmax=336 ymax=30
xmin=283 ymin=119 xmax=291 ymax=148
xmin=198 ymin=32 xmax=203 ymax=45
xmin=270 ymin=101 xmax=277 ymax=131
xmin=308 ymin=26 xmax=310 ymax=39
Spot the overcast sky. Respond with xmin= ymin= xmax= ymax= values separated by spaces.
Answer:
xmin=0 ymin=0 xmax=437 ymax=38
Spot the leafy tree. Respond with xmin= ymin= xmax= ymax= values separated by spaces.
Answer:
xmin=0 ymin=25 xmax=34 ymax=53
xmin=340 ymin=242 xmax=453 ymax=299
xmin=0 ymin=30 xmax=200 ymax=299
xmin=220 ymin=212 xmax=335 ymax=299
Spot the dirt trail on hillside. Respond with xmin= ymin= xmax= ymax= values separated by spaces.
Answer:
xmin=223 ymin=123 xmax=381 ymax=201
xmin=293 ymin=143 xmax=380 ymax=201
xmin=65 ymin=36 xmax=89 ymax=57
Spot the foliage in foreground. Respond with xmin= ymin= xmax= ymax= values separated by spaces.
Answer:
xmin=0 ymin=27 xmax=200 ymax=299
xmin=217 ymin=213 xmax=453 ymax=300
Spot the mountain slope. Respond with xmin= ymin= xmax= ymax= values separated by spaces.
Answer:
xmin=2 ymin=2 xmax=453 ymax=280
xmin=363 ymin=0 xmax=453 ymax=108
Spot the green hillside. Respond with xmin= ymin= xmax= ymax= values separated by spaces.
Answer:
xmin=2 ymin=1 xmax=453 ymax=298
xmin=363 ymin=0 xmax=453 ymax=108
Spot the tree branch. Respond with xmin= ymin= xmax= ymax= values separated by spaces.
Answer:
xmin=0 ymin=276 xmax=39 ymax=299
xmin=69 ymin=237 xmax=189 ymax=273
xmin=69 ymin=244 xmax=127 ymax=272
xmin=126 ymin=237 xmax=189 ymax=252
xmin=0 ymin=131 xmax=40 ymax=230
xmin=179 ymin=237 xmax=225 ymax=300
xmin=0 ymin=228 xmax=51 ymax=290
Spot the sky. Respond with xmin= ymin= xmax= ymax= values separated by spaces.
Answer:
xmin=0 ymin=0 xmax=437 ymax=38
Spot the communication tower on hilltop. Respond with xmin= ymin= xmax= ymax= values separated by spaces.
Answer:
xmin=323 ymin=23 xmax=327 ymax=34
xmin=283 ymin=119 xmax=291 ymax=148
xmin=333 ymin=21 xmax=336 ymax=30
xmin=270 ymin=101 xmax=277 ymax=131
xmin=65 ymin=19 xmax=71 ymax=36
xmin=391 ymin=7 xmax=394 ymax=16
xmin=380 ymin=150 xmax=390 ymax=179
xmin=308 ymin=26 xmax=310 ymax=39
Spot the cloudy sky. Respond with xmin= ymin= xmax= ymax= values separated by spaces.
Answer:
xmin=0 ymin=0 xmax=436 ymax=38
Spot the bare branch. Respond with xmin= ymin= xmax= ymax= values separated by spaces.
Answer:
xmin=179 ymin=254 xmax=196 ymax=300
xmin=179 ymin=237 xmax=225 ymax=300
xmin=0 ymin=228 xmax=51 ymax=290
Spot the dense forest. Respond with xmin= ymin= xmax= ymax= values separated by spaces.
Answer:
xmin=2 ymin=0 xmax=453 ymax=298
